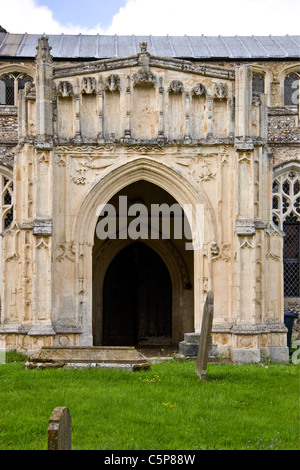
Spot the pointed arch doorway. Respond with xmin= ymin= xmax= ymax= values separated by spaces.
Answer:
xmin=92 ymin=178 xmax=196 ymax=347
xmin=102 ymin=242 xmax=172 ymax=346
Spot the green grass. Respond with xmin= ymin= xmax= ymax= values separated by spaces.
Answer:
xmin=0 ymin=353 xmax=299 ymax=450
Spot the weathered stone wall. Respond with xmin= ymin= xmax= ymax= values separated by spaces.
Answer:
xmin=0 ymin=47 xmax=298 ymax=361
xmin=0 ymin=106 xmax=18 ymax=169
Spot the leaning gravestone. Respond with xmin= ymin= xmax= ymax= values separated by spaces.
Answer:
xmin=48 ymin=407 xmax=71 ymax=450
xmin=196 ymin=291 xmax=214 ymax=381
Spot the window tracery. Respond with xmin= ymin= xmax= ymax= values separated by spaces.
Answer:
xmin=272 ymin=166 xmax=300 ymax=297
xmin=1 ymin=174 xmax=13 ymax=230
xmin=0 ymin=72 xmax=32 ymax=106
xmin=284 ymin=72 xmax=299 ymax=107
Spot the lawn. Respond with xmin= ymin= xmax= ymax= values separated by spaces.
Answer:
xmin=0 ymin=353 xmax=299 ymax=450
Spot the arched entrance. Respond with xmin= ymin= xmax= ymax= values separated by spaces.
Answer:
xmin=92 ymin=180 xmax=195 ymax=346
xmin=102 ymin=242 xmax=172 ymax=346
xmin=73 ymin=157 xmax=215 ymax=347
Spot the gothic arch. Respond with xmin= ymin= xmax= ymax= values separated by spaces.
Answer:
xmin=252 ymin=65 xmax=273 ymax=106
xmin=272 ymin=161 xmax=300 ymax=299
xmin=73 ymin=157 xmax=216 ymax=245
xmin=272 ymin=161 xmax=300 ymax=229
xmin=278 ymin=65 xmax=300 ymax=107
xmin=73 ymin=157 xmax=217 ymax=345
xmin=0 ymin=166 xmax=13 ymax=309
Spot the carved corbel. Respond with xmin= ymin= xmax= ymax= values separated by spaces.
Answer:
xmin=212 ymin=82 xmax=228 ymax=99
xmin=57 ymin=81 xmax=73 ymax=98
xmin=82 ymin=77 xmax=97 ymax=94
xmin=132 ymin=42 xmax=157 ymax=87
xmin=192 ymin=83 xmax=206 ymax=97
xmin=169 ymin=80 xmax=184 ymax=94
xmin=105 ymin=74 xmax=121 ymax=92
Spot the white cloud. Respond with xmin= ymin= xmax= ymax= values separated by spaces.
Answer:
xmin=0 ymin=0 xmax=105 ymax=34
xmin=107 ymin=0 xmax=300 ymax=36
xmin=0 ymin=0 xmax=299 ymax=35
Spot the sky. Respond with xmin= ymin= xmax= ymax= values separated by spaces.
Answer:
xmin=0 ymin=0 xmax=300 ymax=36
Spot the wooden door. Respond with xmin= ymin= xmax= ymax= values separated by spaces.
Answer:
xmin=102 ymin=243 xmax=172 ymax=346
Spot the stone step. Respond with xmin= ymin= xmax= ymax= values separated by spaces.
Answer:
xmin=179 ymin=332 xmax=218 ymax=359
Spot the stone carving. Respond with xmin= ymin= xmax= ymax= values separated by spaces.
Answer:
xmin=35 ymin=36 xmax=52 ymax=64
xmin=56 ymin=242 xmax=76 ymax=263
xmin=238 ymin=152 xmax=252 ymax=164
xmin=55 ymin=154 xmax=67 ymax=167
xmin=57 ymin=81 xmax=73 ymax=98
xmin=132 ymin=42 xmax=157 ymax=87
xmin=192 ymin=83 xmax=206 ymax=96
xmin=4 ymin=223 xmax=20 ymax=262
xmin=197 ymin=159 xmax=216 ymax=182
xmin=37 ymin=152 xmax=49 ymax=164
xmin=69 ymin=156 xmax=115 ymax=185
xmin=105 ymin=74 xmax=121 ymax=92
xmin=82 ymin=77 xmax=97 ymax=94
xmin=133 ymin=68 xmax=157 ymax=87
xmin=211 ymin=242 xmax=231 ymax=262
xmin=35 ymin=236 xmax=50 ymax=250
xmin=139 ymin=42 xmax=148 ymax=53
xmin=239 ymin=237 xmax=254 ymax=249
xmin=212 ymin=82 xmax=228 ymax=99
xmin=169 ymin=80 xmax=184 ymax=94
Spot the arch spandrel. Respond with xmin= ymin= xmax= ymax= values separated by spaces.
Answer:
xmin=73 ymin=157 xmax=217 ymax=248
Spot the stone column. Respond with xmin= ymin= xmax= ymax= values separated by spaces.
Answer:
xmin=35 ymin=37 xmax=53 ymax=140
xmin=28 ymin=37 xmax=55 ymax=338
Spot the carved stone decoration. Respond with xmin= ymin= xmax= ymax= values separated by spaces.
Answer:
xmin=212 ymin=82 xmax=228 ymax=99
xmin=35 ymin=36 xmax=53 ymax=64
xmin=33 ymin=218 xmax=53 ymax=237
xmin=169 ymin=80 xmax=184 ymax=94
xmin=265 ymin=222 xmax=283 ymax=262
xmin=197 ymin=159 xmax=216 ymax=182
xmin=211 ymin=242 xmax=231 ymax=262
xmin=4 ymin=223 xmax=20 ymax=263
xmin=192 ymin=83 xmax=206 ymax=97
xmin=56 ymin=242 xmax=76 ymax=263
xmin=139 ymin=42 xmax=148 ymax=53
xmin=237 ymin=152 xmax=252 ymax=164
xmin=57 ymin=81 xmax=73 ymax=98
xmin=239 ymin=237 xmax=254 ymax=249
xmin=132 ymin=42 xmax=157 ymax=87
xmin=105 ymin=74 xmax=121 ymax=92
xmin=82 ymin=77 xmax=97 ymax=94
xmin=69 ymin=156 xmax=115 ymax=185
xmin=133 ymin=67 xmax=156 ymax=87
xmin=35 ymin=236 xmax=50 ymax=250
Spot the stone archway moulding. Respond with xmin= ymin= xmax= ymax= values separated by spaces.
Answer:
xmin=73 ymin=157 xmax=217 ymax=345
xmin=73 ymin=157 xmax=216 ymax=245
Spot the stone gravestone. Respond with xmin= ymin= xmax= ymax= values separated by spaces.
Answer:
xmin=196 ymin=291 xmax=214 ymax=381
xmin=48 ymin=407 xmax=71 ymax=450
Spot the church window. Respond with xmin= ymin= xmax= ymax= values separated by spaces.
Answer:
xmin=0 ymin=73 xmax=32 ymax=106
xmin=272 ymin=167 xmax=300 ymax=297
xmin=252 ymin=72 xmax=265 ymax=94
xmin=1 ymin=176 xmax=13 ymax=230
xmin=284 ymin=72 xmax=299 ymax=107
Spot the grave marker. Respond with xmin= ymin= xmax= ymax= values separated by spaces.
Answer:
xmin=48 ymin=407 xmax=71 ymax=450
xmin=196 ymin=291 xmax=214 ymax=381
